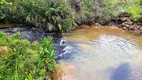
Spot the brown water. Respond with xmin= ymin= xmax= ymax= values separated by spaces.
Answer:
xmin=53 ymin=26 xmax=142 ymax=80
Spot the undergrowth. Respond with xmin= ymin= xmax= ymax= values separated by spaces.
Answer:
xmin=104 ymin=0 xmax=142 ymax=21
xmin=0 ymin=0 xmax=76 ymax=32
xmin=0 ymin=0 xmax=142 ymax=31
xmin=0 ymin=31 xmax=56 ymax=80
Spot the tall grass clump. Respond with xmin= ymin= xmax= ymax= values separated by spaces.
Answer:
xmin=0 ymin=31 xmax=57 ymax=80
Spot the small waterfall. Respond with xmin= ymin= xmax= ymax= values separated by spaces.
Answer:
xmin=55 ymin=39 xmax=74 ymax=60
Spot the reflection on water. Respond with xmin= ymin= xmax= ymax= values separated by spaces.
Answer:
xmin=53 ymin=26 xmax=142 ymax=80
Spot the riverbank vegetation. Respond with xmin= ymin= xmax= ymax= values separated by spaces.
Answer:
xmin=0 ymin=0 xmax=142 ymax=79
xmin=0 ymin=32 xmax=56 ymax=80
xmin=105 ymin=0 xmax=142 ymax=22
xmin=0 ymin=0 xmax=142 ymax=31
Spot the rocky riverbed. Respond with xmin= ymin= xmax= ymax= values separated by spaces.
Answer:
xmin=0 ymin=25 xmax=67 ymax=60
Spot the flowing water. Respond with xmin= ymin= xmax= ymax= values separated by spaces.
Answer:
xmin=53 ymin=26 xmax=142 ymax=80
xmin=1 ymin=24 xmax=142 ymax=80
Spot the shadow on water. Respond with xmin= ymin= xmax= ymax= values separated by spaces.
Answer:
xmin=111 ymin=63 xmax=131 ymax=80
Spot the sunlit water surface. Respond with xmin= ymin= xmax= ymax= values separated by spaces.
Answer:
xmin=53 ymin=26 xmax=142 ymax=80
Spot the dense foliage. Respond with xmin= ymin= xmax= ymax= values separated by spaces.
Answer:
xmin=1 ymin=0 xmax=76 ymax=32
xmin=0 ymin=31 xmax=56 ymax=80
xmin=0 ymin=0 xmax=12 ymax=20
xmin=104 ymin=0 xmax=142 ymax=21
xmin=10 ymin=0 xmax=77 ymax=32
xmin=0 ymin=0 xmax=142 ymax=31
xmin=74 ymin=0 xmax=105 ymax=24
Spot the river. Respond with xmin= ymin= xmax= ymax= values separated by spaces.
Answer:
xmin=53 ymin=26 xmax=142 ymax=80
xmin=1 ymin=24 xmax=142 ymax=80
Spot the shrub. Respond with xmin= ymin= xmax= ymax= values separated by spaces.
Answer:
xmin=0 ymin=0 xmax=12 ymax=20
xmin=0 ymin=31 xmax=57 ymax=80
xmin=8 ymin=0 xmax=76 ymax=32
xmin=73 ymin=0 xmax=105 ymax=25
xmin=0 ymin=0 xmax=105 ymax=30
xmin=1 ymin=0 xmax=141 ymax=30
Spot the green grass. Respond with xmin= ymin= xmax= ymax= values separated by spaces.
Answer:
xmin=104 ymin=0 xmax=142 ymax=21
xmin=0 ymin=31 xmax=57 ymax=80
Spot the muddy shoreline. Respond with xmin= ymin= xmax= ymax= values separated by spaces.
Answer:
xmin=79 ymin=23 xmax=142 ymax=35
xmin=0 ymin=18 xmax=142 ymax=35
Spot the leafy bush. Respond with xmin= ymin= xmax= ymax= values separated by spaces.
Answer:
xmin=0 ymin=0 xmax=12 ymax=20
xmin=8 ymin=0 xmax=76 ymax=32
xmin=1 ymin=0 xmax=142 ymax=30
xmin=0 ymin=31 xmax=56 ymax=80
xmin=73 ymin=0 xmax=105 ymax=25
xmin=1 ymin=0 xmax=105 ymax=31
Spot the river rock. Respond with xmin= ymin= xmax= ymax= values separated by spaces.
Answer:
xmin=129 ymin=26 xmax=135 ymax=30
xmin=122 ymin=21 xmax=133 ymax=25
xmin=94 ymin=23 xmax=101 ymax=26
xmin=139 ymin=27 xmax=142 ymax=33
xmin=122 ymin=27 xmax=127 ymax=30
xmin=1 ymin=27 xmax=65 ymax=60
xmin=140 ymin=27 xmax=142 ymax=30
